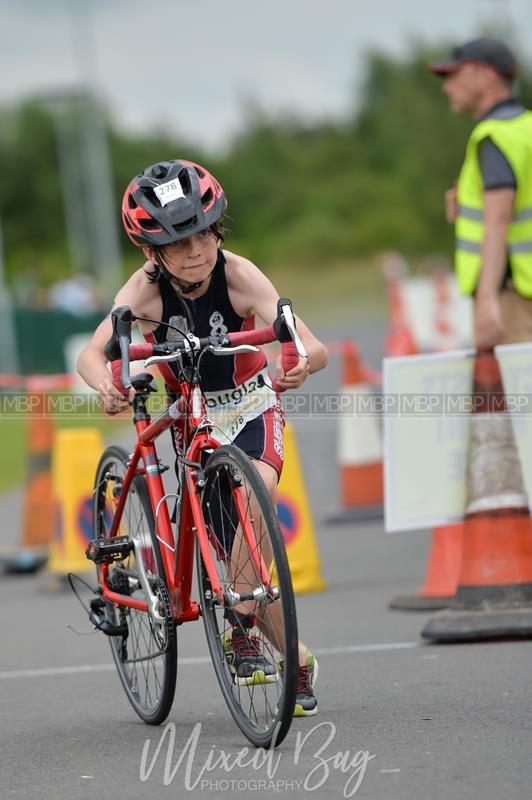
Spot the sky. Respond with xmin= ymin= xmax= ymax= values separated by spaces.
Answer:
xmin=0 ymin=0 xmax=530 ymax=152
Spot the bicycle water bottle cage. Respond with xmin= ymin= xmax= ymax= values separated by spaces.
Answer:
xmin=86 ymin=536 xmax=133 ymax=564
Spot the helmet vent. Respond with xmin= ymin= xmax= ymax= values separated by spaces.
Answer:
xmin=173 ymin=216 xmax=197 ymax=233
xmin=178 ymin=168 xmax=192 ymax=196
xmin=140 ymin=187 xmax=160 ymax=206
xmin=201 ymin=188 xmax=213 ymax=207
xmin=139 ymin=217 xmax=161 ymax=231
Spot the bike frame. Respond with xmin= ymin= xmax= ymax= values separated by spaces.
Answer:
xmin=99 ymin=381 xmax=273 ymax=625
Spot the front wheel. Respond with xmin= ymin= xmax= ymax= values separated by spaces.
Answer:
xmin=196 ymin=445 xmax=298 ymax=748
xmin=93 ymin=445 xmax=177 ymax=725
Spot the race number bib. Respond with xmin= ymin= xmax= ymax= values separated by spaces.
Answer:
xmin=203 ymin=368 xmax=277 ymax=443
xmin=154 ymin=178 xmax=185 ymax=206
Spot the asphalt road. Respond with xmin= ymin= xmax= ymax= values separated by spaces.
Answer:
xmin=2 ymin=318 xmax=532 ymax=800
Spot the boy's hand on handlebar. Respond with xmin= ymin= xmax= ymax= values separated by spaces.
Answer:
xmin=275 ymin=354 xmax=309 ymax=390
xmin=97 ymin=377 xmax=134 ymax=416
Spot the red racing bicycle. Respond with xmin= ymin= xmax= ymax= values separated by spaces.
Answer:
xmin=75 ymin=298 xmax=306 ymax=748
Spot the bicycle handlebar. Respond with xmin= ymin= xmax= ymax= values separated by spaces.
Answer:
xmin=106 ymin=297 xmax=307 ymax=396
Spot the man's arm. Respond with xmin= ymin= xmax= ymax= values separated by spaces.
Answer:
xmin=474 ymin=187 xmax=515 ymax=347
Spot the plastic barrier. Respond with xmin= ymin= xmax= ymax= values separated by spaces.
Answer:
xmin=46 ymin=428 xmax=104 ymax=590
xmin=278 ymin=422 xmax=326 ymax=594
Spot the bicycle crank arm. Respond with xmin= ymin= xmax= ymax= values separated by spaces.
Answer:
xmin=223 ymin=585 xmax=280 ymax=607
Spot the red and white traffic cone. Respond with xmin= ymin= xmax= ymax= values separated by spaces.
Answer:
xmin=423 ymin=350 xmax=532 ymax=641
xmin=385 ymin=274 xmax=418 ymax=357
xmin=432 ymin=269 xmax=460 ymax=352
xmin=328 ymin=341 xmax=383 ymax=522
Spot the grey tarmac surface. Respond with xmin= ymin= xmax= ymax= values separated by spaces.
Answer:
xmin=1 ymin=318 xmax=531 ymax=800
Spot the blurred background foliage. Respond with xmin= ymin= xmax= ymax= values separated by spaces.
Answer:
xmin=1 ymin=42 xmax=531 ymax=288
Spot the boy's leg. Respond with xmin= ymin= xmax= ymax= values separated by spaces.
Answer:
xmin=226 ymin=455 xmax=318 ymax=715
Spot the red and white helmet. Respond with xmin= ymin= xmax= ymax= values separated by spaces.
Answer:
xmin=122 ymin=159 xmax=226 ymax=247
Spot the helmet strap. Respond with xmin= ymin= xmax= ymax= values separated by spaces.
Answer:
xmin=172 ymin=277 xmax=204 ymax=294
xmin=155 ymin=253 xmax=215 ymax=296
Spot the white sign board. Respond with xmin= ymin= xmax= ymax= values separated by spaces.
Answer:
xmin=383 ymin=343 xmax=532 ymax=532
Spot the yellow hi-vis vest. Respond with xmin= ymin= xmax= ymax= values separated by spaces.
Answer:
xmin=455 ymin=110 xmax=532 ymax=296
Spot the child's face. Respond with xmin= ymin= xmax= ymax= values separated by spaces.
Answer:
xmin=150 ymin=229 xmax=219 ymax=285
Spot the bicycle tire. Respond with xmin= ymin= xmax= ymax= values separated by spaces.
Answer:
xmin=196 ymin=444 xmax=298 ymax=748
xmin=93 ymin=445 xmax=177 ymax=725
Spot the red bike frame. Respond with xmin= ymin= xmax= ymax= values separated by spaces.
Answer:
xmin=100 ymin=365 xmax=274 ymax=625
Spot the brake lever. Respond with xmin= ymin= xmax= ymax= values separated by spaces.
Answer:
xmin=111 ymin=305 xmax=135 ymax=390
xmin=209 ymin=345 xmax=260 ymax=356
xmin=145 ymin=353 xmax=185 ymax=367
xmin=279 ymin=301 xmax=307 ymax=358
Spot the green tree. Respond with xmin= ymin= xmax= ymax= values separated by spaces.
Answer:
xmin=1 ymin=41 xmax=531 ymax=283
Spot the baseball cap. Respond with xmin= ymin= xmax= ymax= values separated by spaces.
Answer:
xmin=428 ymin=38 xmax=517 ymax=79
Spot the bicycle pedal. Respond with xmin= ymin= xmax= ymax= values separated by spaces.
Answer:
xmin=86 ymin=536 xmax=133 ymax=564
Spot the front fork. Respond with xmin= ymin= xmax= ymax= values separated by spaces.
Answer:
xmin=185 ymin=445 xmax=278 ymax=611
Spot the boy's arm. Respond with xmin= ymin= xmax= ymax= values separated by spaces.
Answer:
xmin=227 ymin=256 xmax=329 ymax=387
xmin=77 ymin=314 xmax=133 ymax=414
xmin=77 ymin=272 xmax=154 ymax=413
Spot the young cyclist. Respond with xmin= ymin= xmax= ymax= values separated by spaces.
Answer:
xmin=77 ymin=158 xmax=328 ymax=716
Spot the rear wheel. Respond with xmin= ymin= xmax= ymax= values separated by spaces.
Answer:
xmin=196 ymin=444 xmax=298 ymax=748
xmin=93 ymin=445 xmax=177 ymax=725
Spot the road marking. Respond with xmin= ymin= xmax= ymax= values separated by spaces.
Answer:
xmin=0 ymin=657 xmax=211 ymax=680
xmin=0 ymin=641 xmax=419 ymax=681
xmin=313 ymin=642 xmax=418 ymax=656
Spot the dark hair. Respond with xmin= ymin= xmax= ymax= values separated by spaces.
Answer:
xmin=143 ymin=219 xmax=226 ymax=283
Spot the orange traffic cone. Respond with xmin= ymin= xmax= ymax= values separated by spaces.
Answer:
xmin=423 ymin=350 xmax=532 ymax=641
xmin=390 ymin=523 xmax=463 ymax=610
xmin=328 ymin=341 xmax=383 ymax=522
xmin=1 ymin=385 xmax=55 ymax=574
